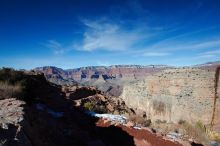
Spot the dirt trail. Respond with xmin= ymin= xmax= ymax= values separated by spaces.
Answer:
xmin=96 ymin=119 xmax=183 ymax=146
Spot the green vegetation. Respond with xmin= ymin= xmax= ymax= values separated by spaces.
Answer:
xmin=207 ymin=129 xmax=220 ymax=141
xmin=83 ymin=102 xmax=94 ymax=111
xmin=83 ymin=101 xmax=107 ymax=114
xmin=195 ymin=120 xmax=206 ymax=132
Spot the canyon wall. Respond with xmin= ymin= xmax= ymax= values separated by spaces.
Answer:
xmin=34 ymin=65 xmax=170 ymax=82
xmin=120 ymin=68 xmax=220 ymax=132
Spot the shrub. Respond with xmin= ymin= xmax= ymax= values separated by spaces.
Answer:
xmin=195 ymin=120 xmax=206 ymax=132
xmin=181 ymin=121 xmax=209 ymax=146
xmin=0 ymin=68 xmax=24 ymax=84
xmin=144 ymin=119 xmax=152 ymax=127
xmin=93 ymin=105 xmax=107 ymax=114
xmin=153 ymin=100 xmax=165 ymax=113
xmin=155 ymin=119 xmax=166 ymax=124
xmin=207 ymin=129 xmax=220 ymax=141
xmin=83 ymin=102 xmax=94 ymax=111
xmin=129 ymin=115 xmax=151 ymax=127
xmin=0 ymin=82 xmax=23 ymax=99
xmin=178 ymin=119 xmax=186 ymax=125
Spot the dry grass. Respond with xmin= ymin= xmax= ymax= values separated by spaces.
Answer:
xmin=179 ymin=121 xmax=210 ymax=146
xmin=152 ymin=120 xmax=211 ymax=145
xmin=0 ymin=82 xmax=23 ymax=99
xmin=129 ymin=115 xmax=151 ymax=127
xmin=207 ymin=129 xmax=220 ymax=141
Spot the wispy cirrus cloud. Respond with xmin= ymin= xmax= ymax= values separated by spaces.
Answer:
xmin=46 ymin=40 xmax=65 ymax=55
xmin=138 ymin=38 xmax=220 ymax=57
xmin=44 ymin=1 xmax=220 ymax=63
xmin=135 ymin=25 xmax=220 ymax=53
xmin=75 ymin=18 xmax=148 ymax=52
xmin=46 ymin=40 xmax=73 ymax=55
xmin=190 ymin=39 xmax=220 ymax=49
xmin=197 ymin=49 xmax=220 ymax=58
xmin=200 ymin=49 xmax=220 ymax=55
xmin=142 ymin=52 xmax=170 ymax=57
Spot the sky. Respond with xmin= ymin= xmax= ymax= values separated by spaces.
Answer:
xmin=0 ymin=0 xmax=220 ymax=69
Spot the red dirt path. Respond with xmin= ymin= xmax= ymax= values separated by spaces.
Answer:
xmin=96 ymin=119 xmax=183 ymax=146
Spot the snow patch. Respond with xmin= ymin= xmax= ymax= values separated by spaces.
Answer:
xmin=166 ymin=132 xmax=181 ymax=140
xmin=86 ymin=111 xmax=127 ymax=124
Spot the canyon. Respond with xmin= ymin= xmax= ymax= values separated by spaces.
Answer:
xmin=35 ymin=62 xmax=220 ymax=130
xmin=34 ymin=61 xmax=220 ymax=144
xmin=0 ymin=69 xmax=184 ymax=146
xmin=1 ymin=61 xmax=220 ymax=146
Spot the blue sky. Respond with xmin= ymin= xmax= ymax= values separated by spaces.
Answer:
xmin=0 ymin=0 xmax=220 ymax=69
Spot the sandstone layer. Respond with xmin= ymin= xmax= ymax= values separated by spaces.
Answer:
xmin=120 ymin=67 xmax=220 ymax=132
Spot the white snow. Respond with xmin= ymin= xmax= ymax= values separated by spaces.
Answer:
xmin=166 ymin=132 xmax=181 ymax=140
xmin=86 ymin=111 xmax=127 ymax=124
xmin=133 ymin=126 xmax=142 ymax=130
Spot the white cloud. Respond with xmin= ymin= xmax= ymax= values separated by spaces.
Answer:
xmin=46 ymin=40 xmax=64 ymax=54
xmin=139 ymin=38 xmax=220 ymax=55
xmin=190 ymin=40 xmax=220 ymax=49
xmin=46 ymin=40 xmax=73 ymax=55
xmin=142 ymin=52 xmax=170 ymax=57
xmin=96 ymin=60 xmax=111 ymax=66
xmin=199 ymin=49 xmax=220 ymax=55
xmin=76 ymin=19 xmax=148 ymax=51
xmin=197 ymin=54 xmax=216 ymax=58
xmin=196 ymin=49 xmax=220 ymax=58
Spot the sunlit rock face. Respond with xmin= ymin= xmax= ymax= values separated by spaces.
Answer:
xmin=120 ymin=68 xmax=220 ymax=132
xmin=34 ymin=65 xmax=170 ymax=82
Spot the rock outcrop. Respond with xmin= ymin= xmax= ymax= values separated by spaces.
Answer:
xmin=120 ymin=67 xmax=220 ymax=133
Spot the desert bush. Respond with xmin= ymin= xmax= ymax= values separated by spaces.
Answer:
xmin=83 ymin=102 xmax=94 ymax=111
xmin=155 ymin=119 xmax=167 ymax=124
xmin=207 ymin=129 xmax=220 ymax=141
xmin=144 ymin=119 xmax=152 ymax=127
xmin=153 ymin=100 xmax=165 ymax=114
xmin=0 ymin=68 xmax=24 ymax=84
xmin=93 ymin=105 xmax=107 ymax=114
xmin=181 ymin=121 xmax=209 ymax=146
xmin=83 ymin=100 xmax=108 ymax=114
xmin=129 ymin=115 xmax=151 ymax=127
xmin=0 ymin=81 xmax=23 ymax=99
xmin=178 ymin=119 xmax=186 ymax=125
xmin=195 ymin=120 xmax=206 ymax=132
